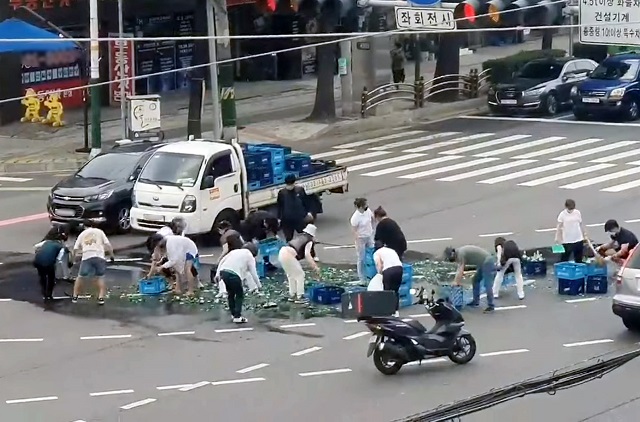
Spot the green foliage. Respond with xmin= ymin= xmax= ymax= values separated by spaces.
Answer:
xmin=572 ymin=43 xmax=608 ymax=63
xmin=482 ymin=49 xmax=567 ymax=84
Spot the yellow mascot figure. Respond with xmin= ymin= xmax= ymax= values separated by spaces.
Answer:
xmin=20 ymin=88 xmax=42 ymax=123
xmin=42 ymin=92 xmax=65 ymax=127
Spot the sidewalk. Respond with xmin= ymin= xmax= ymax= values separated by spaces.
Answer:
xmin=0 ymin=34 xmax=569 ymax=172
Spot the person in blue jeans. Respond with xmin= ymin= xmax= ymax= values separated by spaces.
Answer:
xmin=445 ymin=245 xmax=496 ymax=313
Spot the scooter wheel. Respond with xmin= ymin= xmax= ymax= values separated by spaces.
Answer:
xmin=448 ymin=334 xmax=477 ymax=364
xmin=373 ymin=348 xmax=404 ymax=375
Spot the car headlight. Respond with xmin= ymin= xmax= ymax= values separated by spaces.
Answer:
xmin=570 ymin=86 xmax=578 ymax=96
xmin=84 ymin=190 xmax=113 ymax=202
xmin=610 ymin=88 xmax=625 ymax=98
xmin=525 ymin=87 xmax=545 ymax=96
xmin=180 ymin=195 xmax=197 ymax=213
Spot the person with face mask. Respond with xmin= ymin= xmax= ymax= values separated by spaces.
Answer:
xmin=350 ymin=198 xmax=375 ymax=282
xmin=277 ymin=174 xmax=318 ymax=261
xmin=555 ymin=199 xmax=587 ymax=263
xmin=278 ymin=224 xmax=320 ymax=303
xmin=373 ymin=207 xmax=407 ymax=259
xmin=597 ymin=220 xmax=639 ymax=264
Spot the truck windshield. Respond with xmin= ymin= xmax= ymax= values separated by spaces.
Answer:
xmin=139 ymin=152 xmax=203 ymax=187
xmin=590 ymin=60 xmax=639 ymax=81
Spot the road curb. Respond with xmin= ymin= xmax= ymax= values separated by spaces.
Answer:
xmin=0 ymin=158 xmax=86 ymax=173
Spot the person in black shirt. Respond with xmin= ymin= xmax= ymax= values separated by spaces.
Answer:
xmin=598 ymin=219 xmax=639 ymax=263
xmin=33 ymin=239 xmax=65 ymax=300
xmin=277 ymin=174 xmax=317 ymax=260
xmin=239 ymin=209 xmax=279 ymax=242
xmin=373 ymin=206 xmax=407 ymax=259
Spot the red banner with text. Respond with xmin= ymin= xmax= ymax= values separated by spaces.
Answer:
xmin=108 ymin=34 xmax=136 ymax=105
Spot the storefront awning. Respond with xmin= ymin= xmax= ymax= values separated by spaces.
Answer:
xmin=0 ymin=18 xmax=78 ymax=54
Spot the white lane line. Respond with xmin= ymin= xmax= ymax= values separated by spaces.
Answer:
xmin=80 ymin=334 xmax=132 ymax=340
xmin=52 ymin=295 xmax=91 ymax=300
xmin=344 ymin=319 xmax=358 ymax=323
xmin=211 ymin=377 xmax=266 ymax=386
xmin=348 ymin=154 xmax=425 ymax=172
xmin=401 ymin=318 xmax=413 ymax=322
xmin=236 ymin=363 xmax=270 ymax=374
xmin=404 ymin=133 xmax=496 ymax=153
xmin=407 ymin=237 xmax=453 ymax=243
xmin=552 ymin=141 xmax=638 ymax=161
xmin=156 ymin=384 xmax=194 ymax=391
xmin=563 ymin=339 xmax=614 ymax=348
xmin=495 ymin=305 xmax=527 ymax=311
xmin=514 ymin=138 xmax=604 ymax=159
xmin=440 ymin=134 xmax=531 ymax=155
xmin=120 ymin=398 xmax=157 ymax=410
xmin=343 ymin=331 xmax=370 ymax=340
xmin=322 ymin=244 xmax=354 ymax=250
xmin=89 ymin=389 xmax=134 ymax=397
xmin=0 ymin=298 xmax=12 ymax=302
xmin=335 ymin=151 xmax=391 ymax=165
xmin=215 ymin=328 xmax=254 ymax=333
xmin=0 ymin=176 xmax=33 ymax=182
xmin=535 ymin=228 xmax=556 ymax=233
xmin=157 ymin=331 xmax=195 ymax=337
xmin=480 ymin=349 xmax=529 ymax=357
xmin=311 ymin=149 xmax=354 ymax=159
xmin=591 ymin=149 xmax=640 ymax=163
xmin=280 ymin=323 xmax=316 ymax=329
xmin=399 ymin=158 xmax=500 ymax=180
xmin=291 ymin=346 xmax=323 ymax=356
xmin=586 ymin=222 xmax=604 ymax=227
xmin=436 ymin=160 xmax=536 ymax=182
xmin=408 ymin=313 xmax=432 ymax=318
xmin=179 ymin=381 xmax=210 ymax=391
xmin=561 ymin=166 xmax=640 ymax=190
xmin=473 ymin=136 xmax=566 ymax=157
xmin=625 ymin=219 xmax=640 ymax=224
xmin=405 ymin=358 xmax=447 ymax=366
xmin=478 ymin=232 xmax=513 ymax=237
xmin=299 ymin=369 xmax=352 ymax=377
xmin=0 ymin=338 xmax=44 ymax=343
xmin=600 ymin=174 xmax=640 ymax=192
xmin=518 ymin=163 xmax=614 ymax=187
xmin=460 ymin=115 xmax=640 ymax=127
xmin=477 ymin=161 xmax=576 ymax=184
xmin=371 ymin=132 xmax=461 ymax=151
xmin=6 ymin=396 xmax=58 ymax=404
xmin=334 ymin=130 xmax=424 ymax=149
xmin=361 ymin=155 xmax=462 ymax=177
xmin=565 ymin=297 xmax=598 ymax=303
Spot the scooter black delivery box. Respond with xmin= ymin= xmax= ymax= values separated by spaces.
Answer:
xmin=341 ymin=291 xmax=397 ymax=319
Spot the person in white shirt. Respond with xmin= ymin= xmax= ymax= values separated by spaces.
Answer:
xmin=72 ymin=222 xmax=114 ymax=305
xmin=150 ymin=234 xmax=199 ymax=296
xmin=278 ymin=224 xmax=320 ymax=303
xmin=215 ymin=243 xmax=262 ymax=324
xmin=555 ymin=199 xmax=587 ymax=263
xmin=373 ymin=243 xmax=403 ymax=317
xmin=350 ymin=198 xmax=375 ymax=282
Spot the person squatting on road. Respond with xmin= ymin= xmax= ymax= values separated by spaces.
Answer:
xmin=277 ymin=174 xmax=318 ymax=261
xmin=215 ymin=220 xmax=245 ymax=297
xmin=72 ymin=221 xmax=115 ymax=305
xmin=373 ymin=242 xmax=403 ymax=317
xmin=373 ymin=207 xmax=407 ymax=260
xmin=150 ymin=234 xmax=200 ymax=296
xmin=350 ymin=198 xmax=375 ymax=282
xmin=278 ymin=224 xmax=320 ymax=303
xmin=597 ymin=219 xmax=639 ymax=265
xmin=36 ymin=224 xmax=73 ymax=281
xmin=215 ymin=242 xmax=262 ymax=324
xmin=445 ymin=245 xmax=496 ymax=313
xmin=492 ymin=237 xmax=525 ymax=301
xmin=33 ymin=233 xmax=66 ymax=301
xmin=555 ymin=199 xmax=587 ymax=263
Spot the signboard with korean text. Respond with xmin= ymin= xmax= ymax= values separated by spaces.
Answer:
xmin=21 ymin=50 xmax=83 ymax=109
xmin=394 ymin=7 xmax=456 ymax=31
xmin=580 ymin=0 xmax=640 ymax=46
xmin=108 ymin=33 xmax=135 ymax=105
xmin=8 ymin=0 xmax=87 ymax=28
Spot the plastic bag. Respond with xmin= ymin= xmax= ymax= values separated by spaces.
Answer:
xmin=367 ymin=273 xmax=383 ymax=291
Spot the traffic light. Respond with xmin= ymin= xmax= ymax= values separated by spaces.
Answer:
xmin=453 ymin=0 xmax=483 ymax=29
xmin=257 ymin=0 xmax=277 ymax=13
xmin=298 ymin=0 xmax=357 ymax=30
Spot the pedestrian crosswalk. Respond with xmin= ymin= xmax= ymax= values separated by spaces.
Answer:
xmin=313 ymin=130 xmax=640 ymax=193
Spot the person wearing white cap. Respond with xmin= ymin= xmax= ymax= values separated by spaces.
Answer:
xmin=278 ymin=224 xmax=320 ymax=303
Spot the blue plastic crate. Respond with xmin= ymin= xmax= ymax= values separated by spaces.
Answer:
xmin=503 ymin=273 xmax=515 ymax=287
xmin=523 ymin=260 xmax=547 ymax=277
xmin=256 ymin=260 xmax=265 ymax=278
xmin=248 ymin=181 xmax=261 ymax=191
xmin=257 ymin=143 xmax=292 ymax=155
xmin=305 ymin=282 xmax=324 ymax=298
xmin=364 ymin=247 xmax=375 ymax=265
xmin=438 ymin=284 xmax=470 ymax=310
xmin=273 ymin=174 xmax=285 ymax=185
xmin=554 ymin=262 xmax=587 ymax=280
xmin=399 ymin=294 xmax=413 ymax=308
xmin=586 ymin=263 xmax=607 ymax=277
xmin=558 ymin=278 xmax=585 ymax=296
xmin=402 ymin=263 xmax=413 ymax=285
xmin=364 ymin=263 xmax=377 ymax=280
xmin=245 ymin=151 xmax=271 ymax=167
xmin=272 ymin=161 xmax=285 ymax=175
xmin=310 ymin=285 xmax=345 ymax=305
xmin=285 ymin=154 xmax=312 ymax=173
xmin=586 ymin=275 xmax=608 ymax=294
xmin=138 ymin=276 xmax=167 ymax=296
xmin=258 ymin=238 xmax=284 ymax=257
xmin=255 ymin=146 xmax=285 ymax=162
xmin=398 ymin=284 xmax=411 ymax=297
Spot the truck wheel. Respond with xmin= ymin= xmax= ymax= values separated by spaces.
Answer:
xmin=210 ymin=210 xmax=241 ymax=245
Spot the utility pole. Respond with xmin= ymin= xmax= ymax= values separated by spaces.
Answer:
xmin=205 ymin=0 xmax=223 ymax=141
xmin=213 ymin=0 xmax=237 ymax=142
xmin=89 ymin=0 xmax=101 ymax=157
xmin=117 ymin=0 xmax=127 ymax=138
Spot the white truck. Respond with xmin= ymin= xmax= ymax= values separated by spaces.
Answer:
xmin=130 ymin=139 xmax=349 ymax=236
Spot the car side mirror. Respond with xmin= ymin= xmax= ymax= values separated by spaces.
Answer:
xmin=202 ymin=175 xmax=215 ymax=189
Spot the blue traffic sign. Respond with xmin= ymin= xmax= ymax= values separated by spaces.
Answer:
xmin=409 ymin=0 xmax=440 ymax=6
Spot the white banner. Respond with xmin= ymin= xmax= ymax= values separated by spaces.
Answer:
xmin=580 ymin=0 xmax=640 ymax=46
xmin=395 ymin=7 xmax=456 ymax=30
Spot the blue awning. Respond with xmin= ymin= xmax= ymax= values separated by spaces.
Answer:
xmin=0 ymin=18 xmax=78 ymax=54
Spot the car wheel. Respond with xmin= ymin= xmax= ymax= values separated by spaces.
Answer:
xmin=626 ymin=99 xmax=639 ymax=121
xmin=544 ymin=93 xmax=558 ymax=115
xmin=622 ymin=318 xmax=640 ymax=331
xmin=113 ymin=206 xmax=131 ymax=234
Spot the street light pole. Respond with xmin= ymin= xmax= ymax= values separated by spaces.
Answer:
xmin=206 ymin=0 xmax=223 ymax=141
xmin=117 ymin=0 xmax=127 ymax=138
xmin=89 ymin=0 xmax=102 ymax=157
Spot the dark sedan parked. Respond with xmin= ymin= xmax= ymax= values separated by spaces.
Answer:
xmin=487 ymin=57 xmax=597 ymax=116
xmin=47 ymin=141 xmax=164 ymax=233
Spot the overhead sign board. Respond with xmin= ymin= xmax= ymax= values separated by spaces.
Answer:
xmin=408 ymin=0 xmax=440 ymax=6
xmin=579 ymin=0 xmax=640 ymax=46
xmin=395 ymin=7 xmax=456 ymax=31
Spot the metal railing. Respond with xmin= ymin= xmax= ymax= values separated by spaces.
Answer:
xmin=360 ymin=68 xmax=491 ymax=118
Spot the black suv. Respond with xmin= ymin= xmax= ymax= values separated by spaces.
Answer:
xmin=47 ymin=141 xmax=164 ymax=233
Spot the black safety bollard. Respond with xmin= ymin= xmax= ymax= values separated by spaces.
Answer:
xmin=361 ymin=87 xmax=368 ymax=118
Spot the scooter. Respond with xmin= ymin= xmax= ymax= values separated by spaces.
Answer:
xmin=358 ymin=290 xmax=477 ymax=375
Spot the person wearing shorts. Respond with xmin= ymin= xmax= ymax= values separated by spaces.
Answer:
xmin=72 ymin=222 xmax=114 ymax=305
xmin=152 ymin=235 xmax=199 ymax=296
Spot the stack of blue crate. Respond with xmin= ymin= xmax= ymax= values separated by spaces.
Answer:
xmin=585 ymin=263 xmax=608 ymax=294
xmin=554 ymin=262 xmax=587 ymax=295
xmin=364 ymin=247 xmax=377 ymax=280
xmin=285 ymin=153 xmax=312 ymax=177
xmin=398 ymin=263 xmax=414 ymax=308
xmin=244 ymin=144 xmax=291 ymax=190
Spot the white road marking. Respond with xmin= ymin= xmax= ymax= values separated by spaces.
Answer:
xmin=291 ymin=346 xmax=323 ymax=356
xmin=215 ymin=328 xmax=254 ymax=333
xmin=299 ymin=369 xmax=352 ymax=377
xmin=562 ymin=166 xmax=640 ymax=190
xmin=157 ymin=331 xmax=195 ymax=337
xmin=344 ymin=319 xmax=358 ymax=323
xmin=563 ymin=339 xmax=614 ymax=348
xmin=478 ymin=161 xmax=576 ymax=184
xmin=210 ymin=377 xmax=266 ymax=386
xmin=399 ymin=158 xmax=500 ymax=180
xmin=407 ymin=237 xmax=453 ymax=243
xmin=279 ymin=323 xmax=316 ymax=329
xmin=591 ymin=149 xmax=640 ymax=163
xmin=80 ymin=334 xmax=132 ymax=340
xmin=236 ymin=363 xmax=270 ymax=374
xmin=565 ymin=297 xmax=598 ymax=303
xmin=408 ymin=313 xmax=432 ymax=318
xmin=552 ymin=141 xmax=638 ymax=161
xmin=586 ymin=222 xmax=604 ymax=227
xmin=460 ymin=115 xmax=640 ymax=127
xmin=156 ymin=384 xmax=194 ymax=391
xmin=361 ymin=155 xmax=462 ymax=177
xmin=178 ymin=381 xmax=210 ymax=391
xmin=436 ymin=160 xmax=536 ymax=182
xmin=0 ymin=187 xmax=51 ymax=191
xmin=0 ymin=338 xmax=43 ymax=343
xmin=478 ymin=232 xmax=513 ymax=237
xmin=52 ymin=295 xmax=91 ymax=300
xmin=518 ymin=163 xmax=614 ymax=187
xmin=494 ymin=305 xmax=527 ymax=311
xmin=322 ymin=244 xmax=354 ymax=250
xmin=405 ymin=358 xmax=447 ymax=366
xmin=535 ymin=228 xmax=556 ymax=233
xmin=625 ymin=218 xmax=640 ymax=223
xmin=514 ymin=138 xmax=604 ymax=159
xmin=473 ymin=136 xmax=566 ymax=157
xmin=370 ymin=132 xmax=460 ymax=151
xmin=0 ymin=298 xmax=11 ymax=302
xmin=311 ymin=149 xmax=354 ymax=159
xmin=600 ymin=174 xmax=640 ymax=192
xmin=334 ymin=131 xmax=424 ymax=149
xmin=0 ymin=176 xmax=33 ymax=182
xmin=335 ymin=151 xmax=391 ymax=164
xmin=404 ymin=133 xmax=496 ymax=153
xmin=89 ymin=389 xmax=134 ymax=397
xmin=343 ymin=331 xmax=370 ymax=340
xmin=120 ymin=398 xmax=157 ymax=410
xmin=348 ymin=153 xmax=425 ymax=172
xmin=480 ymin=349 xmax=529 ymax=357
xmin=6 ymin=396 xmax=58 ymax=404
xmin=440 ymin=134 xmax=531 ymax=155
